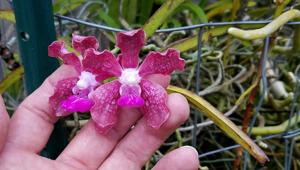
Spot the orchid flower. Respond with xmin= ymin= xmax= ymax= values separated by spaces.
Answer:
xmin=89 ymin=29 xmax=185 ymax=133
xmin=48 ymin=34 xmax=115 ymax=116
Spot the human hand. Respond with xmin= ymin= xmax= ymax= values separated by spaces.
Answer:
xmin=0 ymin=65 xmax=199 ymax=170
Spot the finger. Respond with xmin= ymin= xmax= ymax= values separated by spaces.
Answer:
xmin=57 ymin=75 xmax=170 ymax=170
xmin=145 ymin=74 xmax=170 ymax=88
xmin=0 ymin=148 xmax=82 ymax=170
xmin=5 ymin=65 xmax=77 ymax=153
xmin=0 ymin=96 xmax=9 ymax=152
xmin=99 ymin=93 xmax=190 ymax=170
xmin=152 ymin=146 xmax=199 ymax=170
xmin=57 ymin=108 xmax=141 ymax=170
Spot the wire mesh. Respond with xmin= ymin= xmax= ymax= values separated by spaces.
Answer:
xmin=54 ymin=13 xmax=300 ymax=169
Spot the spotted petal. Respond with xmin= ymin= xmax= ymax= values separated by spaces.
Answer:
xmin=90 ymin=80 xmax=121 ymax=134
xmin=72 ymin=34 xmax=99 ymax=54
xmin=83 ymin=49 xmax=122 ymax=81
xmin=49 ymin=77 xmax=78 ymax=116
xmin=140 ymin=79 xmax=170 ymax=129
xmin=116 ymin=29 xmax=145 ymax=68
xmin=48 ymin=41 xmax=81 ymax=73
xmin=138 ymin=49 xmax=185 ymax=77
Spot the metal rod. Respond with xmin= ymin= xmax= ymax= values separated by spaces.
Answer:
xmin=248 ymin=36 xmax=270 ymax=134
xmin=199 ymin=133 xmax=283 ymax=158
xmin=55 ymin=14 xmax=125 ymax=32
xmin=192 ymin=28 xmax=204 ymax=148
xmin=54 ymin=14 xmax=300 ymax=32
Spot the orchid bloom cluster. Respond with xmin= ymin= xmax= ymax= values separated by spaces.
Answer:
xmin=48 ymin=29 xmax=185 ymax=134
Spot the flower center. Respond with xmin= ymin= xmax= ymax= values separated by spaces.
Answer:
xmin=117 ymin=69 xmax=144 ymax=108
xmin=119 ymin=68 xmax=141 ymax=85
xmin=76 ymin=71 xmax=98 ymax=90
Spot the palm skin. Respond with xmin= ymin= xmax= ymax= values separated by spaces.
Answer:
xmin=0 ymin=65 xmax=199 ymax=170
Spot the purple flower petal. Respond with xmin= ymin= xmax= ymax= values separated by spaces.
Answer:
xmin=48 ymin=41 xmax=81 ymax=73
xmin=140 ymin=79 xmax=170 ymax=129
xmin=60 ymin=53 xmax=82 ymax=73
xmin=90 ymin=80 xmax=121 ymax=134
xmin=48 ymin=41 xmax=64 ymax=57
xmin=72 ymin=34 xmax=99 ymax=54
xmin=60 ymin=95 xmax=94 ymax=113
xmin=49 ymin=77 xmax=78 ymax=116
xmin=138 ymin=49 xmax=185 ymax=77
xmin=116 ymin=29 xmax=145 ymax=68
xmin=83 ymin=49 xmax=122 ymax=81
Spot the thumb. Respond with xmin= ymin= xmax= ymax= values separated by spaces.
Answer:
xmin=144 ymin=74 xmax=171 ymax=88
xmin=152 ymin=146 xmax=199 ymax=170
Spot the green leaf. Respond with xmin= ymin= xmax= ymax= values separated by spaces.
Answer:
xmin=121 ymin=0 xmax=138 ymax=24
xmin=154 ymin=0 xmax=166 ymax=4
xmin=163 ymin=26 xmax=230 ymax=52
xmin=164 ymin=35 xmax=198 ymax=52
xmin=98 ymin=10 xmax=120 ymax=28
xmin=177 ymin=1 xmax=208 ymax=23
xmin=206 ymin=1 xmax=255 ymax=19
xmin=108 ymin=0 xmax=120 ymax=24
xmin=0 ymin=67 xmax=24 ymax=94
xmin=205 ymin=0 xmax=230 ymax=11
xmin=138 ymin=0 xmax=154 ymax=23
xmin=53 ymin=0 xmax=85 ymax=15
xmin=206 ymin=2 xmax=232 ymax=19
xmin=167 ymin=85 xmax=269 ymax=164
xmin=161 ymin=18 xmax=181 ymax=28
xmin=199 ymin=0 xmax=208 ymax=8
xmin=143 ymin=0 xmax=186 ymax=38
xmin=0 ymin=10 xmax=15 ymax=23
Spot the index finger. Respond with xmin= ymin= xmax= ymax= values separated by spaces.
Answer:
xmin=5 ymin=65 xmax=77 ymax=153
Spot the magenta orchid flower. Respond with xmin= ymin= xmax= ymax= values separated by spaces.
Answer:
xmin=89 ymin=29 xmax=185 ymax=133
xmin=48 ymin=34 xmax=116 ymax=116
